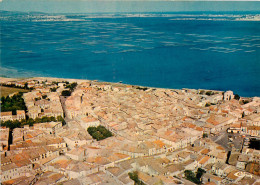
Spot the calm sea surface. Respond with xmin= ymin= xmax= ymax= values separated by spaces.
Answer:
xmin=1 ymin=12 xmax=260 ymax=97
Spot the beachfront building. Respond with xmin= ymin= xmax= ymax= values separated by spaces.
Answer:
xmin=224 ymin=91 xmax=234 ymax=101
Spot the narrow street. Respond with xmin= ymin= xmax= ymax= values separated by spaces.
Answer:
xmin=8 ymin=129 xmax=13 ymax=151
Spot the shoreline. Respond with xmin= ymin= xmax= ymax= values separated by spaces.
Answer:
xmin=0 ymin=76 xmax=258 ymax=99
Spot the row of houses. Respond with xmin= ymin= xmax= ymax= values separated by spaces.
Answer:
xmin=0 ymin=110 xmax=26 ymax=122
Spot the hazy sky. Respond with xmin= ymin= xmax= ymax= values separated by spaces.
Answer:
xmin=1 ymin=0 xmax=260 ymax=13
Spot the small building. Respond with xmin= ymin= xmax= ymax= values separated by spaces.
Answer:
xmin=224 ymin=91 xmax=234 ymax=101
xmin=66 ymin=147 xmax=86 ymax=161
xmin=33 ymin=122 xmax=62 ymax=135
xmin=0 ymin=127 xmax=9 ymax=152
xmin=227 ymin=123 xmax=241 ymax=134
xmin=16 ymin=110 xmax=26 ymax=120
xmin=0 ymin=111 xmax=13 ymax=121
xmin=0 ymin=110 xmax=26 ymax=121
xmin=202 ymin=173 xmax=223 ymax=185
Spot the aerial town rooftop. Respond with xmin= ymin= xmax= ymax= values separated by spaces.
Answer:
xmin=0 ymin=77 xmax=259 ymax=185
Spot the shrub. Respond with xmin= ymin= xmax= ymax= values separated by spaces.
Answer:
xmin=234 ymin=94 xmax=240 ymax=100
xmin=196 ymin=168 xmax=206 ymax=180
xmin=205 ymin=91 xmax=214 ymax=96
xmin=57 ymin=116 xmax=66 ymax=126
xmin=50 ymin=87 xmax=57 ymax=92
xmin=205 ymin=103 xmax=211 ymax=107
xmin=129 ymin=171 xmax=139 ymax=183
xmin=66 ymin=82 xmax=77 ymax=91
xmin=136 ymin=86 xmax=148 ymax=91
xmin=128 ymin=171 xmax=145 ymax=185
xmin=184 ymin=168 xmax=206 ymax=184
xmin=243 ymin=100 xmax=250 ymax=104
xmin=61 ymin=90 xmax=71 ymax=96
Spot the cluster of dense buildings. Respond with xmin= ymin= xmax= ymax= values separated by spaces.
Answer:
xmin=0 ymin=77 xmax=259 ymax=185
xmin=23 ymin=91 xmax=64 ymax=119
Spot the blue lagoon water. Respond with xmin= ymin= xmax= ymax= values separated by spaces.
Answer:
xmin=1 ymin=12 xmax=260 ymax=97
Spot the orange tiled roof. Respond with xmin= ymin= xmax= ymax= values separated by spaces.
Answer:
xmin=82 ymin=116 xmax=98 ymax=122
xmin=2 ymin=179 xmax=15 ymax=185
xmin=201 ymin=149 xmax=210 ymax=155
xmin=199 ymin=156 xmax=210 ymax=164
xmin=216 ymin=146 xmax=225 ymax=151
xmin=114 ymin=153 xmax=129 ymax=159
xmin=25 ymin=140 xmax=33 ymax=143
xmin=16 ymin=110 xmax=25 ymax=115
xmin=49 ymin=173 xmax=64 ymax=182
xmin=227 ymin=170 xmax=239 ymax=180
xmin=221 ymin=110 xmax=229 ymax=114
xmin=165 ymin=130 xmax=173 ymax=136
xmin=153 ymin=140 xmax=165 ymax=148
xmin=206 ymin=116 xmax=220 ymax=126
xmin=195 ymin=127 xmax=204 ymax=131
xmin=1 ymin=112 xmax=12 ymax=116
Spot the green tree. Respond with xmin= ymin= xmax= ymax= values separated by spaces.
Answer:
xmin=129 ymin=171 xmax=139 ymax=183
xmin=128 ymin=171 xmax=145 ymax=185
xmin=68 ymin=82 xmax=77 ymax=91
xmin=92 ymin=131 xmax=103 ymax=141
xmin=184 ymin=170 xmax=200 ymax=184
xmin=87 ymin=126 xmax=112 ymax=141
xmin=184 ymin=170 xmax=194 ymax=178
xmin=41 ymin=116 xmax=49 ymax=123
xmin=27 ymin=118 xmax=35 ymax=126
xmin=184 ymin=168 xmax=206 ymax=184
xmin=234 ymin=94 xmax=240 ymax=100
xmin=243 ymin=100 xmax=250 ymax=104
xmin=1 ymin=93 xmax=26 ymax=113
xmin=50 ymin=87 xmax=57 ymax=92
xmin=35 ymin=117 xmax=41 ymax=123
xmin=24 ymin=82 xmax=29 ymax=89
xmin=61 ymin=90 xmax=71 ymax=96
xmin=87 ymin=127 xmax=98 ymax=135
xmin=205 ymin=103 xmax=211 ymax=107
xmin=21 ymin=119 xmax=27 ymax=126
xmin=196 ymin=168 xmax=206 ymax=180
xmin=205 ymin=91 xmax=214 ymax=96
xmin=57 ymin=116 xmax=66 ymax=125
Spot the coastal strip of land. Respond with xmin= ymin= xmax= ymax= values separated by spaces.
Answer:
xmin=0 ymin=76 xmax=259 ymax=185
